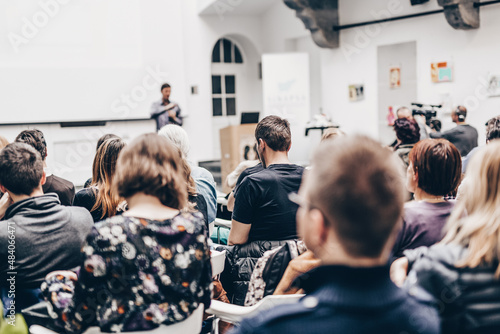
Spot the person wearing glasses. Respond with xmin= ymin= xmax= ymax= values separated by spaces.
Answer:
xmin=231 ymin=135 xmax=439 ymax=334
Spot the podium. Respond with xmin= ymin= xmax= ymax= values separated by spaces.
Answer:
xmin=220 ymin=124 xmax=258 ymax=193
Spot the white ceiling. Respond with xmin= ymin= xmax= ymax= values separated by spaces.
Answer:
xmin=198 ymin=0 xmax=280 ymax=16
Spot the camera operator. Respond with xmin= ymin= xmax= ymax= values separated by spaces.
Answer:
xmin=430 ymin=106 xmax=478 ymax=157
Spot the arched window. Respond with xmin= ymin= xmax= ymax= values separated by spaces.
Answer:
xmin=212 ymin=38 xmax=244 ymax=64
xmin=211 ymin=38 xmax=243 ymax=117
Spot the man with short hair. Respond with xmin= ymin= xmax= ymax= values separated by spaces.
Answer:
xmin=150 ymin=83 xmax=183 ymax=130
xmin=0 ymin=143 xmax=93 ymax=299
xmin=231 ymin=135 xmax=440 ymax=334
xmin=430 ymin=105 xmax=478 ymax=156
xmin=229 ymin=115 xmax=304 ymax=245
xmin=15 ymin=129 xmax=75 ymax=206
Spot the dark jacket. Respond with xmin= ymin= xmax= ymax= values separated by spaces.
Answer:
xmin=0 ymin=194 xmax=93 ymax=290
xmin=217 ymin=240 xmax=292 ymax=305
xmin=405 ymin=244 xmax=500 ymax=334
xmin=43 ymin=174 xmax=75 ymax=206
xmin=232 ymin=265 xmax=440 ymax=334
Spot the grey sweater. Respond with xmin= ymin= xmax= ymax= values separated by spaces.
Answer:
xmin=0 ymin=194 xmax=93 ymax=290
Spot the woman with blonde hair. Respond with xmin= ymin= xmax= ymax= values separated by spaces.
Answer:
xmin=391 ymin=140 xmax=500 ymax=334
xmin=42 ymin=133 xmax=212 ymax=333
xmin=74 ymin=137 xmax=125 ymax=222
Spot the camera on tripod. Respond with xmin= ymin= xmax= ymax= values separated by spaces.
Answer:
xmin=411 ymin=103 xmax=441 ymax=126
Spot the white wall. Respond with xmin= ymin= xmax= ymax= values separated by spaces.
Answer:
xmin=261 ymin=0 xmax=500 ymax=147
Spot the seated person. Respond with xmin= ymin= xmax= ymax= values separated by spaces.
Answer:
xmin=233 ymin=135 xmax=439 ymax=334
xmin=229 ymin=115 xmax=304 ymax=245
xmin=393 ymin=118 xmax=420 ymax=168
xmin=15 ymin=129 xmax=75 ymax=206
xmin=391 ymin=139 xmax=462 ymax=259
xmin=73 ymin=137 xmax=126 ymax=222
xmin=158 ymin=124 xmax=217 ymax=225
xmin=83 ymin=134 xmax=120 ymax=188
xmin=42 ymin=134 xmax=212 ymax=333
xmin=0 ymin=143 xmax=93 ymax=308
xmin=391 ymin=140 xmax=500 ymax=334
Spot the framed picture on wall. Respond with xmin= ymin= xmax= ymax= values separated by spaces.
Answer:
xmin=348 ymin=84 xmax=364 ymax=102
xmin=431 ymin=62 xmax=453 ymax=83
xmin=389 ymin=67 xmax=401 ymax=89
xmin=488 ymin=73 xmax=500 ymax=97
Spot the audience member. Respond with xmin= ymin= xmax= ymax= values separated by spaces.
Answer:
xmin=42 ymin=133 xmax=212 ymax=333
xmin=83 ymin=133 xmax=120 ymax=188
xmin=15 ymin=129 xmax=75 ymax=206
xmin=430 ymin=105 xmax=478 ymax=156
xmin=391 ymin=140 xmax=500 ymax=333
xmin=151 ymin=83 xmax=183 ymax=130
xmin=391 ymin=139 xmax=462 ymax=259
xmin=393 ymin=118 xmax=420 ymax=168
xmin=0 ymin=143 xmax=93 ymax=309
xmin=462 ymin=115 xmax=500 ymax=173
xmin=396 ymin=106 xmax=429 ymax=140
xmin=229 ymin=115 xmax=305 ymax=245
xmin=226 ymin=161 xmax=263 ymax=212
xmin=233 ymin=135 xmax=439 ymax=334
xmin=158 ymin=124 xmax=217 ymax=224
xmin=73 ymin=137 xmax=126 ymax=222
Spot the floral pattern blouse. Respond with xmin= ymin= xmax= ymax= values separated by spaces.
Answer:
xmin=41 ymin=212 xmax=213 ymax=333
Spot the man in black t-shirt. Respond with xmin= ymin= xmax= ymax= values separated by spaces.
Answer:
xmin=229 ymin=116 xmax=304 ymax=245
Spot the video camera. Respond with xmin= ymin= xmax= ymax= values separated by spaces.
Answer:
xmin=411 ymin=103 xmax=441 ymax=126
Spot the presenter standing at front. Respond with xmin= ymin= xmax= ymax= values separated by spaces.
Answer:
xmin=151 ymin=83 xmax=183 ymax=130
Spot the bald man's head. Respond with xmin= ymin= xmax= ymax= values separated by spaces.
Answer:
xmin=396 ymin=107 xmax=412 ymax=120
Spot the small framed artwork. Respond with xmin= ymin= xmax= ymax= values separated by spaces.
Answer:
xmin=431 ymin=62 xmax=453 ymax=83
xmin=390 ymin=67 xmax=401 ymax=89
xmin=349 ymin=84 xmax=364 ymax=102
xmin=488 ymin=73 xmax=500 ymax=97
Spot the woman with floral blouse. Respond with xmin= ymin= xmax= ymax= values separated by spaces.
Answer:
xmin=41 ymin=133 xmax=212 ymax=333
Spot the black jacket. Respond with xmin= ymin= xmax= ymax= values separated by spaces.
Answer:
xmin=217 ymin=240 xmax=291 ymax=305
xmin=405 ymin=244 xmax=500 ymax=334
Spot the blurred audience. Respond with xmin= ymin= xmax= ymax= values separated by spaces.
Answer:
xmin=41 ymin=134 xmax=212 ymax=333
xmin=73 ymin=137 xmax=126 ymax=222
xmin=233 ymin=135 xmax=439 ymax=334
xmin=15 ymin=129 xmax=75 ymax=206
xmin=462 ymin=115 xmax=500 ymax=174
xmin=391 ymin=140 xmax=500 ymax=333
xmin=83 ymin=134 xmax=120 ymax=188
xmin=0 ymin=136 xmax=8 ymax=149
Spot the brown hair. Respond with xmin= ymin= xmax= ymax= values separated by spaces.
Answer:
xmin=321 ymin=128 xmax=345 ymax=142
xmin=309 ymin=135 xmax=404 ymax=258
xmin=0 ymin=136 xmax=9 ymax=150
xmin=0 ymin=143 xmax=43 ymax=196
xmin=486 ymin=116 xmax=500 ymax=142
xmin=15 ymin=129 xmax=47 ymax=161
xmin=255 ymin=115 xmax=291 ymax=152
xmin=409 ymin=139 xmax=462 ymax=196
xmin=393 ymin=118 xmax=420 ymax=145
xmin=90 ymin=138 xmax=126 ymax=219
xmin=114 ymin=133 xmax=187 ymax=210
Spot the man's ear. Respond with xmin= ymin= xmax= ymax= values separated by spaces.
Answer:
xmin=44 ymin=147 xmax=48 ymax=159
xmin=258 ymin=138 xmax=266 ymax=150
xmin=40 ymin=170 xmax=47 ymax=186
xmin=287 ymin=141 xmax=292 ymax=152
xmin=309 ymin=209 xmax=329 ymax=248
xmin=0 ymin=185 xmax=7 ymax=194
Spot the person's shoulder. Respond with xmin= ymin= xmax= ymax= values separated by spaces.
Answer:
xmin=75 ymin=187 xmax=95 ymax=199
xmin=63 ymin=204 xmax=94 ymax=224
xmin=48 ymin=174 xmax=75 ymax=190
xmin=233 ymin=300 xmax=316 ymax=334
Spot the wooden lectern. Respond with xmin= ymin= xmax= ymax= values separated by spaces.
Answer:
xmin=220 ymin=124 xmax=258 ymax=193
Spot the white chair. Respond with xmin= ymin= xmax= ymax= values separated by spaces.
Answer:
xmin=211 ymin=249 xmax=226 ymax=277
xmin=206 ymin=294 xmax=304 ymax=333
xmin=29 ymin=304 xmax=204 ymax=334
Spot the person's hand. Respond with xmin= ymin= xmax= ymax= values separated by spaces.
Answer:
xmin=0 ymin=192 xmax=12 ymax=220
xmin=168 ymin=109 xmax=177 ymax=119
xmin=390 ymin=257 xmax=409 ymax=287
xmin=46 ymin=270 xmax=78 ymax=282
